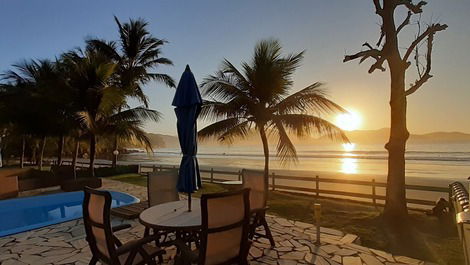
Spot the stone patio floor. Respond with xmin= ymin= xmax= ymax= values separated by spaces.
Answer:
xmin=0 ymin=179 xmax=436 ymax=265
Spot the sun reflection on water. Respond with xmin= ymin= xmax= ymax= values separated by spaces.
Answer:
xmin=341 ymin=142 xmax=358 ymax=174
xmin=341 ymin=158 xmax=358 ymax=174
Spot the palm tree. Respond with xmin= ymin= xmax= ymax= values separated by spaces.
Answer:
xmin=1 ymin=59 xmax=65 ymax=170
xmin=62 ymin=48 xmax=119 ymax=176
xmin=199 ymin=39 xmax=349 ymax=194
xmin=87 ymin=16 xmax=175 ymax=167
xmin=78 ymin=106 xmax=160 ymax=154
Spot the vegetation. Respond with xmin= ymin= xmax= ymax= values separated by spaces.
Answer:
xmin=198 ymin=39 xmax=348 ymax=197
xmin=111 ymin=173 xmax=463 ymax=265
xmin=0 ymin=17 xmax=173 ymax=176
xmin=343 ymin=0 xmax=447 ymax=220
xmin=87 ymin=17 xmax=175 ymax=167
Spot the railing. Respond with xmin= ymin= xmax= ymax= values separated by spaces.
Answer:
xmin=64 ymin=160 xmax=450 ymax=210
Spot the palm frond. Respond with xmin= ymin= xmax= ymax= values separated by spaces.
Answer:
xmin=217 ymin=120 xmax=253 ymax=144
xmin=198 ymin=117 xmax=246 ymax=142
xmin=273 ymin=82 xmax=346 ymax=114
xmin=110 ymin=106 xmax=161 ymax=124
xmin=201 ymin=71 xmax=252 ymax=102
xmin=199 ymin=99 xmax=246 ymax=121
xmin=275 ymin=114 xmax=349 ymax=142
xmin=272 ymin=121 xmax=298 ymax=164
xmin=148 ymin=73 xmax=176 ymax=88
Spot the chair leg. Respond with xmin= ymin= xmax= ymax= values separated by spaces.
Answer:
xmin=261 ymin=216 xmax=275 ymax=247
xmin=88 ymin=257 xmax=98 ymax=265
xmin=144 ymin=227 xmax=150 ymax=237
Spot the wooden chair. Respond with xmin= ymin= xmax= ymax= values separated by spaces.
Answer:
xmin=147 ymin=169 xmax=180 ymax=207
xmin=175 ymin=189 xmax=251 ymax=265
xmin=144 ymin=170 xmax=180 ymax=244
xmin=242 ymin=169 xmax=275 ymax=247
xmin=83 ymin=187 xmax=165 ymax=265
xmin=111 ymin=169 xmax=180 ymax=220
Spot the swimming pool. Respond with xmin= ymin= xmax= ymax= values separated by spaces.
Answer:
xmin=0 ymin=190 xmax=139 ymax=237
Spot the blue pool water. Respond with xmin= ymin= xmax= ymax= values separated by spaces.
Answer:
xmin=0 ymin=191 xmax=139 ymax=237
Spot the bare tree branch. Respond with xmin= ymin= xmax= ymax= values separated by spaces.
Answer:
xmin=404 ymin=30 xmax=435 ymax=96
xmin=403 ymin=23 xmax=448 ymax=62
xmin=376 ymin=27 xmax=385 ymax=47
xmin=397 ymin=11 xmax=412 ymax=34
xmin=396 ymin=0 xmax=427 ymax=14
xmin=373 ymin=0 xmax=383 ymax=14
xmin=344 ymin=42 xmax=386 ymax=73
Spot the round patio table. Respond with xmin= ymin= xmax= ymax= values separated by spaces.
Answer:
xmin=139 ymin=199 xmax=202 ymax=231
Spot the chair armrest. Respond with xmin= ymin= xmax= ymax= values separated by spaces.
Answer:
xmin=112 ymin=224 xmax=132 ymax=232
xmin=116 ymin=236 xmax=159 ymax=255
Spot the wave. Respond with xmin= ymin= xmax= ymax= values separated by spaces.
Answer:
xmin=135 ymin=150 xmax=470 ymax=163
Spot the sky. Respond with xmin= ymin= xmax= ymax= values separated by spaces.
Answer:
xmin=0 ymin=0 xmax=469 ymax=135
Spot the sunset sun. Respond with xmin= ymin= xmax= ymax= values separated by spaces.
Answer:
xmin=336 ymin=110 xmax=362 ymax=131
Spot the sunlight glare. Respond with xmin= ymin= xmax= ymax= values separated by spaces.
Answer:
xmin=341 ymin=158 xmax=358 ymax=174
xmin=342 ymin=143 xmax=356 ymax=152
xmin=336 ymin=110 xmax=362 ymax=131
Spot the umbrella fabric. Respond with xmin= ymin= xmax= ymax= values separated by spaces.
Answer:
xmin=172 ymin=65 xmax=202 ymax=193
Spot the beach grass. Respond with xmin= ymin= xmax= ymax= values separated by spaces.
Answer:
xmin=109 ymin=173 xmax=464 ymax=265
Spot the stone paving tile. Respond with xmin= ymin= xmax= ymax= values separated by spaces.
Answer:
xmin=0 ymin=179 xmax=432 ymax=265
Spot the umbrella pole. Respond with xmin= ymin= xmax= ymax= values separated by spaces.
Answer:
xmin=188 ymin=192 xmax=192 ymax=212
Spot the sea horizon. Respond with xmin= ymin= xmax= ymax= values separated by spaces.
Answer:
xmin=122 ymin=142 xmax=470 ymax=186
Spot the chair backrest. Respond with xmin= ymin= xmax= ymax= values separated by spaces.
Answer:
xmin=242 ymin=169 xmax=267 ymax=211
xmin=83 ymin=187 xmax=118 ymax=264
xmin=199 ymin=189 xmax=250 ymax=265
xmin=147 ymin=169 xmax=180 ymax=207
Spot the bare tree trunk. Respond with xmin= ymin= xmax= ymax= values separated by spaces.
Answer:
xmin=72 ymin=139 xmax=79 ymax=180
xmin=39 ymin=136 xmax=47 ymax=170
xmin=20 ymin=135 xmax=25 ymax=168
xmin=343 ymin=0 xmax=447 ymax=222
xmin=258 ymin=126 xmax=270 ymax=203
xmin=382 ymin=2 xmax=409 ymax=220
xmin=384 ymin=61 xmax=409 ymax=220
xmin=89 ymin=134 xmax=96 ymax=177
xmin=112 ymin=136 xmax=118 ymax=168
xmin=57 ymin=135 xmax=65 ymax=166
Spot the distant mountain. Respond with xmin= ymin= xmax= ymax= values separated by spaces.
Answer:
xmin=131 ymin=129 xmax=470 ymax=149
xmin=318 ymin=128 xmax=470 ymax=145
xmin=146 ymin=133 xmax=180 ymax=148
xmin=409 ymin=131 xmax=470 ymax=144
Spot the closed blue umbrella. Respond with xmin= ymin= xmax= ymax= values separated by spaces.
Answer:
xmin=172 ymin=65 xmax=202 ymax=211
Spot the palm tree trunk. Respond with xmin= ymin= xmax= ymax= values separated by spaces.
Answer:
xmin=72 ymin=139 xmax=79 ymax=180
xmin=38 ymin=136 xmax=47 ymax=170
xmin=57 ymin=135 xmax=65 ymax=166
xmin=89 ymin=134 xmax=96 ymax=177
xmin=258 ymin=126 xmax=270 ymax=202
xmin=112 ymin=135 xmax=118 ymax=168
xmin=31 ymin=142 xmax=37 ymax=165
xmin=20 ymin=135 xmax=25 ymax=168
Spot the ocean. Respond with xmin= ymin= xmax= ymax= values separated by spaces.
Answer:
xmin=123 ymin=142 xmax=470 ymax=185
xmin=119 ymin=143 xmax=470 ymax=206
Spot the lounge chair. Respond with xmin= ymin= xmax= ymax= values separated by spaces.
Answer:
xmin=83 ymin=187 xmax=165 ymax=265
xmin=175 ymin=189 xmax=251 ymax=265
xmin=242 ymin=169 xmax=275 ymax=247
